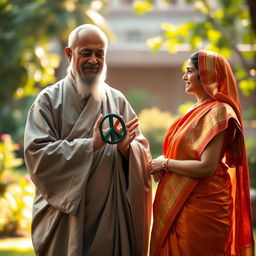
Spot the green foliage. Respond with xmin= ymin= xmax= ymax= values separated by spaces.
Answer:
xmin=0 ymin=175 xmax=34 ymax=236
xmin=126 ymin=87 xmax=159 ymax=113
xmin=133 ymin=0 xmax=153 ymax=15
xmin=0 ymin=250 xmax=35 ymax=256
xmin=243 ymin=107 xmax=256 ymax=120
xmin=177 ymin=101 xmax=195 ymax=115
xmin=0 ymin=135 xmax=23 ymax=196
xmin=0 ymin=0 xmax=112 ymax=102
xmin=0 ymin=134 xmax=34 ymax=236
xmin=139 ymin=108 xmax=176 ymax=157
xmin=0 ymin=97 xmax=35 ymax=146
xmin=135 ymin=0 xmax=256 ymax=96
xmin=239 ymin=79 xmax=256 ymax=96
xmin=245 ymin=138 xmax=256 ymax=188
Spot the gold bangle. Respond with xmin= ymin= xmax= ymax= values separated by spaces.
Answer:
xmin=162 ymin=158 xmax=169 ymax=171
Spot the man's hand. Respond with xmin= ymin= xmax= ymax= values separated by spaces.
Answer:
xmin=92 ymin=115 xmax=139 ymax=158
xmin=92 ymin=114 xmax=106 ymax=151
xmin=116 ymin=117 xmax=139 ymax=160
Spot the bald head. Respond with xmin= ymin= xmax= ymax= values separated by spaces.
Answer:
xmin=68 ymin=24 xmax=108 ymax=50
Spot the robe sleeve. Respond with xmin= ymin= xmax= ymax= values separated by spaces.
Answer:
xmin=117 ymin=95 xmax=152 ymax=255
xmin=128 ymin=137 xmax=152 ymax=255
xmin=24 ymin=95 xmax=93 ymax=215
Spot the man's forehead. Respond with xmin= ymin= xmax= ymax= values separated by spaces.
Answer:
xmin=79 ymin=30 xmax=105 ymax=42
xmin=74 ymin=33 xmax=106 ymax=49
xmin=79 ymin=47 xmax=105 ymax=52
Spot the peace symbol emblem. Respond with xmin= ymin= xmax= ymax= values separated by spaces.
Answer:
xmin=99 ymin=113 xmax=126 ymax=144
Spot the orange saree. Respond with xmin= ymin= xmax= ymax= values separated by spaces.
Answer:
xmin=150 ymin=51 xmax=254 ymax=256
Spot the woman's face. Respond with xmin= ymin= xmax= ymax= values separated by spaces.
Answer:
xmin=182 ymin=59 xmax=203 ymax=96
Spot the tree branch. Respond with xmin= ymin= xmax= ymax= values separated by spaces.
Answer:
xmin=201 ymin=0 xmax=252 ymax=72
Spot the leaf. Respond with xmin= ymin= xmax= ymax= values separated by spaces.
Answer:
xmin=165 ymin=39 xmax=179 ymax=53
xmin=214 ymin=9 xmax=224 ymax=20
xmin=207 ymin=29 xmax=222 ymax=44
xmin=235 ymin=68 xmax=247 ymax=80
xmin=146 ymin=37 xmax=163 ymax=51
xmin=239 ymin=79 xmax=256 ymax=96
xmin=133 ymin=0 xmax=153 ymax=15
xmin=194 ymin=0 xmax=210 ymax=15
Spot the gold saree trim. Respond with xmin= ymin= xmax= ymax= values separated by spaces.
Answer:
xmin=150 ymin=174 xmax=198 ymax=255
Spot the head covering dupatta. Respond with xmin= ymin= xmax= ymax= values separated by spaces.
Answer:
xmin=199 ymin=50 xmax=254 ymax=255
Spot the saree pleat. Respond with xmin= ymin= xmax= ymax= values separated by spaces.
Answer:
xmin=160 ymin=164 xmax=233 ymax=256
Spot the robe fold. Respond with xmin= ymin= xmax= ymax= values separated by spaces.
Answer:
xmin=24 ymin=73 xmax=152 ymax=256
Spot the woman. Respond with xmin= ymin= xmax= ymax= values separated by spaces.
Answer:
xmin=150 ymin=50 xmax=254 ymax=256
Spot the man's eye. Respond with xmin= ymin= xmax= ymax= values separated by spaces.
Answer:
xmin=80 ymin=52 xmax=91 ymax=57
xmin=96 ymin=53 xmax=104 ymax=58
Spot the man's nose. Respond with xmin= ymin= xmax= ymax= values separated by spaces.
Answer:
xmin=88 ymin=54 xmax=97 ymax=64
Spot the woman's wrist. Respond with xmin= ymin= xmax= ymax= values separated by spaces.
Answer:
xmin=162 ymin=158 xmax=169 ymax=171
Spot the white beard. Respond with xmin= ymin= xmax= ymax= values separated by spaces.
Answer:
xmin=68 ymin=61 xmax=107 ymax=101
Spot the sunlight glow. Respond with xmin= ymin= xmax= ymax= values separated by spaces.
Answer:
xmin=0 ymin=237 xmax=33 ymax=250
xmin=91 ymin=0 xmax=103 ymax=11
xmin=33 ymin=70 xmax=42 ymax=82
xmin=250 ymin=69 xmax=256 ymax=77
xmin=16 ymin=88 xmax=24 ymax=97
xmin=35 ymin=47 xmax=44 ymax=58
xmin=64 ymin=1 xmax=76 ymax=12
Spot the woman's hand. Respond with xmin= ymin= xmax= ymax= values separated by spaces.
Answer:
xmin=150 ymin=155 xmax=167 ymax=182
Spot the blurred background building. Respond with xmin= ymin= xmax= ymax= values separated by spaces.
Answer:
xmin=102 ymin=0 xmax=256 ymax=131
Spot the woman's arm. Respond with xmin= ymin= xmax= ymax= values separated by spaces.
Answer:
xmin=151 ymin=131 xmax=225 ymax=179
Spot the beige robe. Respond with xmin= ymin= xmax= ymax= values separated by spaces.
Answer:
xmin=24 ymin=73 xmax=152 ymax=256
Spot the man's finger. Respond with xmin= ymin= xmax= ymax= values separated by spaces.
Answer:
xmin=114 ymin=119 xmax=120 ymax=129
xmin=128 ymin=123 xmax=139 ymax=133
xmin=128 ymin=130 xmax=136 ymax=143
xmin=94 ymin=114 xmax=103 ymax=129
xmin=126 ymin=118 xmax=139 ymax=129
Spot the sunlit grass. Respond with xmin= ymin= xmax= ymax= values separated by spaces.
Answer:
xmin=0 ymin=249 xmax=34 ymax=256
xmin=0 ymin=237 xmax=35 ymax=256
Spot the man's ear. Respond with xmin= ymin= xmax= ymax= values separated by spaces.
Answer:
xmin=65 ymin=47 xmax=72 ymax=62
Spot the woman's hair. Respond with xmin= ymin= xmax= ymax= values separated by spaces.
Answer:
xmin=189 ymin=52 xmax=199 ymax=70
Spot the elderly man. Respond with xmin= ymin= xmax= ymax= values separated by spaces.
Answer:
xmin=24 ymin=24 xmax=152 ymax=256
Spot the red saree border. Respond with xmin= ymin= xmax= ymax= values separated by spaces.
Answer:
xmin=197 ymin=112 xmax=240 ymax=156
